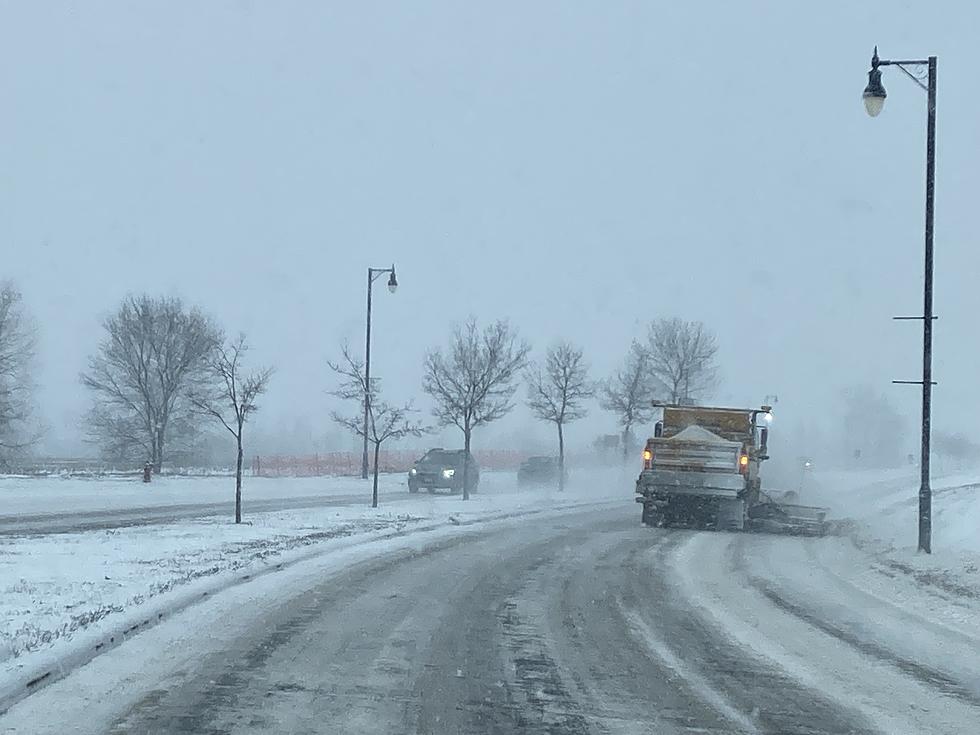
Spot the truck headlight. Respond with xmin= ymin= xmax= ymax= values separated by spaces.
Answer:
xmin=442 ymin=469 xmax=455 ymax=479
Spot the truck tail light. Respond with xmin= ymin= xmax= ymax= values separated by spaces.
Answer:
xmin=643 ymin=448 xmax=653 ymax=469
xmin=739 ymin=452 xmax=749 ymax=474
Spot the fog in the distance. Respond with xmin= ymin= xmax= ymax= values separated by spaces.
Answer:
xmin=2 ymin=3 xmax=977 ymax=464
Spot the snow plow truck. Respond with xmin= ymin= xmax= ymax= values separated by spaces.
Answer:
xmin=635 ymin=403 xmax=828 ymax=534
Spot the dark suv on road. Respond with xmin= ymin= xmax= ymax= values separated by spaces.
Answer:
xmin=408 ymin=449 xmax=480 ymax=494
xmin=517 ymin=456 xmax=566 ymax=487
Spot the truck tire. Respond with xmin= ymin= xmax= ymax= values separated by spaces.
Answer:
xmin=641 ymin=503 xmax=664 ymax=528
xmin=641 ymin=503 xmax=654 ymax=527
xmin=409 ymin=484 xmax=418 ymax=494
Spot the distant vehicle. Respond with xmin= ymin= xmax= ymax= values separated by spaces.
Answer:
xmin=517 ymin=456 xmax=566 ymax=486
xmin=408 ymin=449 xmax=480 ymax=494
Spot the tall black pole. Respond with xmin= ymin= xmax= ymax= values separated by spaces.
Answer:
xmin=919 ymin=57 xmax=937 ymax=553
xmin=362 ymin=268 xmax=373 ymax=480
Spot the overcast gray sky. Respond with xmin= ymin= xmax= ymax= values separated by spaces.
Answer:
xmin=1 ymin=2 xmax=977 ymax=458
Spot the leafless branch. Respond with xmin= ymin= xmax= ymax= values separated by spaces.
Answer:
xmin=331 ymin=401 xmax=428 ymax=447
xmin=526 ymin=341 xmax=593 ymax=426
xmin=598 ymin=341 xmax=658 ymax=458
xmin=422 ymin=318 xmax=530 ymax=437
xmin=328 ymin=341 xmax=426 ymax=447
xmin=191 ymin=333 xmax=274 ymax=442
xmin=326 ymin=342 xmax=378 ymax=405
xmin=645 ymin=318 xmax=718 ymax=404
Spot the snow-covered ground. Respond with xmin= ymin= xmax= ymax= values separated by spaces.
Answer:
xmin=670 ymin=531 xmax=980 ymax=735
xmin=0 ymin=473 xmax=368 ymax=517
xmin=806 ymin=465 xmax=980 ymax=598
xmin=812 ymin=466 xmax=980 ymax=548
xmin=625 ymin=462 xmax=980 ymax=734
xmin=752 ymin=463 xmax=980 ymax=725
xmin=0 ymin=467 xmax=627 ymax=698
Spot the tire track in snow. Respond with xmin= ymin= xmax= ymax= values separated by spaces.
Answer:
xmin=733 ymin=539 xmax=980 ymax=705
xmin=617 ymin=600 xmax=759 ymax=734
xmin=634 ymin=531 xmax=879 ymax=735
xmin=751 ymin=582 xmax=978 ymax=703
xmin=672 ymin=531 xmax=980 ymax=735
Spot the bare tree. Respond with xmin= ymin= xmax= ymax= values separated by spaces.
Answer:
xmin=0 ymin=283 xmax=40 ymax=460
xmin=646 ymin=318 xmax=718 ymax=404
xmin=422 ymin=319 xmax=530 ymax=500
xmin=329 ymin=344 xmax=426 ymax=508
xmin=526 ymin=342 xmax=593 ymax=491
xmin=81 ymin=295 xmax=220 ymax=471
xmin=191 ymin=334 xmax=273 ymax=523
xmin=599 ymin=341 xmax=657 ymax=461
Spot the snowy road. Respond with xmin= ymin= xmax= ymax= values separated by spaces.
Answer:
xmin=0 ymin=473 xmax=540 ymax=535
xmin=0 ymin=492 xmax=369 ymax=535
xmin=8 ymin=504 xmax=980 ymax=734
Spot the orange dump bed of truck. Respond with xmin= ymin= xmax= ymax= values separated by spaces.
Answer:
xmin=661 ymin=407 xmax=752 ymax=443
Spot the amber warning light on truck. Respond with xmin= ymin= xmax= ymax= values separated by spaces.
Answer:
xmin=643 ymin=448 xmax=653 ymax=469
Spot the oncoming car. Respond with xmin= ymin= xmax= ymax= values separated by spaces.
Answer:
xmin=408 ymin=449 xmax=480 ymax=494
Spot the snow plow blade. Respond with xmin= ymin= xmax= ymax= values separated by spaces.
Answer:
xmin=747 ymin=501 xmax=829 ymax=536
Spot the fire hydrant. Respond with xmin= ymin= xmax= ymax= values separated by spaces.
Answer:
xmin=143 ymin=462 xmax=153 ymax=483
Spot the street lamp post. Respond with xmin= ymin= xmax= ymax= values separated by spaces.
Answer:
xmin=362 ymin=264 xmax=398 ymax=480
xmin=862 ymin=47 xmax=937 ymax=553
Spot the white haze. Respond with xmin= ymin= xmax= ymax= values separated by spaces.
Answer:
xmin=1 ymin=3 xmax=978 ymax=465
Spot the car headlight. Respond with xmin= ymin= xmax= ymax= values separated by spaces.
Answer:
xmin=442 ymin=468 xmax=455 ymax=479
xmin=409 ymin=468 xmax=417 ymax=476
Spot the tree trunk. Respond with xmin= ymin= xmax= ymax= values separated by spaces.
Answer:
xmin=151 ymin=432 xmax=161 ymax=474
xmin=372 ymin=441 xmax=381 ymax=509
xmin=557 ymin=421 xmax=565 ymax=492
xmin=156 ymin=437 xmax=163 ymax=473
xmin=235 ymin=433 xmax=243 ymax=524
xmin=622 ymin=426 xmax=631 ymax=463
xmin=462 ymin=427 xmax=471 ymax=501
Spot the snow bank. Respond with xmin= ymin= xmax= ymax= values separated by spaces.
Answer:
xmin=797 ymin=466 xmax=980 ymax=608
xmin=809 ymin=467 xmax=980 ymax=551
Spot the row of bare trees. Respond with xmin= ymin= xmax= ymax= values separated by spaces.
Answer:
xmin=81 ymin=295 xmax=273 ymax=523
xmin=326 ymin=316 xmax=719 ymax=500
xmin=0 ymin=281 xmax=717 ymax=514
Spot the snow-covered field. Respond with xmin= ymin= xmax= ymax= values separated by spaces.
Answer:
xmin=0 ymin=468 xmax=626 ymax=695
xmin=0 ymin=473 xmax=368 ymax=517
